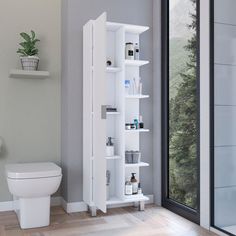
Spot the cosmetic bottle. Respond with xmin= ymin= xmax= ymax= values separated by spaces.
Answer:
xmin=125 ymin=180 xmax=133 ymax=195
xmin=134 ymin=118 xmax=139 ymax=129
xmin=139 ymin=116 xmax=144 ymax=129
xmin=106 ymin=170 xmax=111 ymax=200
xmin=138 ymin=183 xmax=142 ymax=195
xmin=131 ymin=173 xmax=138 ymax=194
xmin=125 ymin=42 xmax=134 ymax=60
xmin=106 ymin=137 xmax=114 ymax=156
xmin=134 ymin=43 xmax=140 ymax=60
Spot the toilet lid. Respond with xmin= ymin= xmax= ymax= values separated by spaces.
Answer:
xmin=5 ymin=162 xmax=62 ymax=179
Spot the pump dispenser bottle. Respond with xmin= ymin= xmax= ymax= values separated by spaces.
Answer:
xmin=131 ymin=173 xmax=138 ymax=194
xmin=106 ymin=137 xmax=114 ymax=156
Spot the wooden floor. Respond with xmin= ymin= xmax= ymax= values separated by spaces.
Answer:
xmin=0 ymin=205 xmax=218 ymax=236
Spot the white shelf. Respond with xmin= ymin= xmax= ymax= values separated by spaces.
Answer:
xmin=106 ymin=67 xmax=122 ymax=73
xmin=106 ymin=194 xmax=149 ymax=205
xmin=125 ymin=60 xmax=149 ymax=67
xmin=105 ymin=156 xmax=122 ymax=160
xmin=125 ymin=162 xmax=149 ymax=168
xmin=106 ymin=111 xmax=120 ymax=115
xmin=9 ymin=69 xmax=50 ymax=79
xmin=126 ymin=94 xmax=149 ymax=99
xmin=107 ymin=22 xmax=149 ymax=34
xmin=125 ymin=129 xmax=150 ymax=133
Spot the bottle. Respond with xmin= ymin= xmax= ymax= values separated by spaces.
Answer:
xmin=139 ymin=116 xmax=144 ymax=129
xmin=106 ymin=137 xmax=114 ymax=156
xmin=125 ymin=80 xmax=131 ymax=95
xmin=131 ymin=173 xmax=138 ymax=194
xmin=106 ymin=170 xmax=111 ymax=200
xmin=134 ymin=43 xmax=140 ymax=60
xmin=138 ymin=183 xmax=142 ymax=195
xmin=125 ymin=180 xmax=133 ymax=195
xmin=125 ymin=42 xmax=134 ymax=60
xmin=134 ymin=118 xmax=139 ymax=129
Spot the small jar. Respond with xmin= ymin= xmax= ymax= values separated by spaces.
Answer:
xmin=130 ymin=124 xmax=136 ymax=129
xmin=125 ymin=42 xmax=134 ymax=60
xmin=125 ymin=123 xmax=131 ymax=130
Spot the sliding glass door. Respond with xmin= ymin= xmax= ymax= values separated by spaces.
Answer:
xmin=211 ymin=0 xmax=236 ymax=235
xmin=162 ymin=0 xmax=200 ymax=223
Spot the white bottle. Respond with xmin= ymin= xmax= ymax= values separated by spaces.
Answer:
xmin=125 ymin=180 xmax=132 ymax=195
xmin=125 ymin=42 xmax=134 ymax=60
xmin=134 ymin=43 xmax=140 ymax=60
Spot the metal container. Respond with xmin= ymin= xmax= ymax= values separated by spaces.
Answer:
xmin=132 ymin=151 xmax=141 ymax=163
xmin=125 ymin=151 xmax=133 ymax=164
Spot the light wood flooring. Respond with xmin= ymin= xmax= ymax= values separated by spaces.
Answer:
xmin=0 ymin=204 xmax=218 ymax=236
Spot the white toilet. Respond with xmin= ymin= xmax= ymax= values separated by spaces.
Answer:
xmin=5 ymin=162 xmax=62 ymax=229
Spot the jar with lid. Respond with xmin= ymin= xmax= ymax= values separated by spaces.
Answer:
xmin=125 ymin=42 xmax=134 ymax=60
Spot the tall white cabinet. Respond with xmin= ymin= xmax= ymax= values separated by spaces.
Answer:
xmin=83 ymin=12 xmax=150 ymax=215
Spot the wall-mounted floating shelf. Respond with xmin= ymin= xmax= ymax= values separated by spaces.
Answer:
xmin=125 ymin=60 xmax=149 ymax=67
xmin=106 ymin=67 xmax=122 ymax=73
xmin=125 ymin=95 xmax=149 ymax=99
xmin=9 ymin=69 xmax=50 ymax=79
xmin=125 ymin=162 xmax=149 ymax=168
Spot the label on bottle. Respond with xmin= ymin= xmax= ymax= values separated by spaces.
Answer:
xmin=125 ymin=184 xmax=133 ymax=195
xmin=128 ymin=50 xmax=134 ymax=56
xmin=132 ymin=182 xmax=138 ymax=194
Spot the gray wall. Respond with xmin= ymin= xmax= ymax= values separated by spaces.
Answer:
xmin=62 ymin=0 xmax=154 ymax=202
xmin=0 ymin=0 xmax=61 ymax=202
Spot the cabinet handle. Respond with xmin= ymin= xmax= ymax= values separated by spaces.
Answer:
xmin=101 ymin=105 xmax=107 ymax=119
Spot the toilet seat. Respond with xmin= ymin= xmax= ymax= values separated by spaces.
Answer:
xmin=6 ymin=162 xmax=62 ymax=179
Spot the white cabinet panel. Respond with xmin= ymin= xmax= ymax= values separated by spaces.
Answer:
xmin=215 ymin=64 xmax=236 ymax=105
xmin=215 ymin=106 xmax=236 ymax=146
xmin=215 ymin=146 xmax=236 ymax=188
xmin=215 ymin=0 xmax=236 ymax=25
xmin=215 ymin=23 xmax=236 ymax=65
xmin=83 ymin=20 xmax=93 ymax=205
xmin=93 ymin=12 xmax=107 ymax=213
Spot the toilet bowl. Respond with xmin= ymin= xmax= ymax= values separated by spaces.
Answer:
xmin=5 ymin=162 xmax=62 ymax=229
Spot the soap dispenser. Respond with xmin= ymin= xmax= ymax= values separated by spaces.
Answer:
xmin=106 ymin=137 xmax=114 ymax=157
xmin=131 ymin=173 xmax=138 ymax=194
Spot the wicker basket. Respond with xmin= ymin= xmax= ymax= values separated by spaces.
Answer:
xmin=20 ymin=56 xmax=39 ymax=71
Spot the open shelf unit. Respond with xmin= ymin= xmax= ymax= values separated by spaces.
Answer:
xmin=83 ymin=12 xmax=150 ymax=216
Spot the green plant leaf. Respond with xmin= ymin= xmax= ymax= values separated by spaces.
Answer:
xmin=20 ymin=32 xmax=31 ymax=42
xmin=31 ymin=30 xmax=35 ymax=40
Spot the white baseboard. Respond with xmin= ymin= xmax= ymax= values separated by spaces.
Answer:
xmin=0 ymin=196 xmax=62 ymax=212
xmin=0 ymin=194 xmax=154 ymax=213
xmin=61 ymin=198 xmax=88 ymax=213
xmin=0 ymin=201 xmax=13 ymax=212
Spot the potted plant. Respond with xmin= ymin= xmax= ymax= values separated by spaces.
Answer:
xmin=17 ymin=30 xmax=40 ymax=71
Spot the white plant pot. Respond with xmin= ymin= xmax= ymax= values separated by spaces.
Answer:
xmin=20 ymin=56 xmax=39 ymax=71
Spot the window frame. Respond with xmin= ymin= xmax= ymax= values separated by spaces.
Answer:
xmin=161 ymin=0 xmax=200 ymax=224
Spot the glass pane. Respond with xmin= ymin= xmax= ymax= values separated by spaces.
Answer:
xmin=168 ymin=0 xmax=198 ymax=209
xmin=214 ymin=0 xmax=236 ymax=234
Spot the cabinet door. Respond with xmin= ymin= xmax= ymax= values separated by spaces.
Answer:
xmin=93 ymin=12 xmax=107 ymax=213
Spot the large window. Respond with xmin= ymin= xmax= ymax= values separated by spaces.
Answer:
xmin=162 ymin=0 xmax=199 ymax=223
